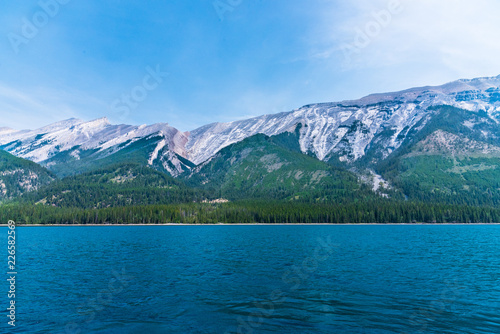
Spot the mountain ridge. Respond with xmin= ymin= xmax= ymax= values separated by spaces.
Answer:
xmin=2 ymin=74 xmax=500 ymax=179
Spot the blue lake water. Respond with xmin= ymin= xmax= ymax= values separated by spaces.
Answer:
xmin=2 ymin=225 xmax=500 ymax=333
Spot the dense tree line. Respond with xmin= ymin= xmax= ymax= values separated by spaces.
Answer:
xmin=1 ymin=200 xmax=499 ymax=225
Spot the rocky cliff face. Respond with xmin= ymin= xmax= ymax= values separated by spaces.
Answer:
xmin=1 ymin=75 xmax=500 ymax=177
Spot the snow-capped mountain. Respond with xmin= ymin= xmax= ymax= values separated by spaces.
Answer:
xmin=185 ymin=75 xmax=500 ymax=165
xmin=0 ymin=117 xmax=190 ymax=176
xmin=1 ymin=74 xmax=500 ymax=177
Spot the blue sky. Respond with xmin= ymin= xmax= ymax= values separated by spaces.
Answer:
xmin=1 ymin=0 xmax=500 ymax=131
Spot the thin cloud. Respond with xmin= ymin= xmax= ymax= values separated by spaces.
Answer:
xmin=0 ymin=84 xmax=97 ymax=129
xmin=311 ymin=0 xmax=500 ymax=77
xmin=1 ymin=1 xmax=499 ymax=131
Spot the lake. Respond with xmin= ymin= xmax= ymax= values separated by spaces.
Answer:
xmin=3 ymin=225 xmax=500 ymax=333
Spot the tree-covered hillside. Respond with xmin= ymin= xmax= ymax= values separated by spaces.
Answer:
xmin=3 ymin=105 xmax=500 ymax=224
xmin=0 ymin=150 xmax=55 ymax=202
xmin=185 ymin=129 xmax=375 ymax=202
xmin=20 ymin=163 xmax=208 ymax=209
xmin=377 ymin=106 xmax=500 ymax=205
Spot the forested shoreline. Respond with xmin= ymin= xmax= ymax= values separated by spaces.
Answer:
xmin=2 ymin=201 xmax=499 ymax=225
xmin=2 ymin=159 xmax=500 ymax=226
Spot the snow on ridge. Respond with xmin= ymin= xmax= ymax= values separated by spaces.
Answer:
xmin=3 ymin=74 xmax=500 ymax=171
xmin=184 ymin=75 xmax=500 ymax=165
xmin=185 ymin=101 xmax=426 ymax=164
xmin=0 ymin=118 xmax=84 ymax=146
xmin=0 ymin=117 xmax=187 ymax=163
xmin=148 ymin=139 xmax=167 ymax=165
xmin=185 ymin=111 xmax=303 ymax=164
xmin=338 ymin=75 xmax=500 ymax=107
xmin=0 ymin=127 xmax=17 ymax=136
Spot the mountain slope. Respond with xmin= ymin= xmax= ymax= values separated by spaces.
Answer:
xmin=4 ymin=76 xmax=500 ymax=223
xmin=186 ymin=75 xmax=500 ymax=165
xmin=391 ymin=144 xmax=500 ymax=206
xmin=0 ymin=150 xmax=55 ymax=202
xmin=22 ymin=163 xmax=207 ymax=209
xmin=1 ymin=75 xmax=500 ymax=185
xmin=0 ymin=118 xmax=191 ymax=177
xmin=184 ymin=127 xmax=372 ymax=202
xmin=378 ymin=105 xmax=500 ymax=205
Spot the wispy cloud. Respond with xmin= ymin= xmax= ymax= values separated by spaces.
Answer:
xmin=1 ymin=1 xmax=499 ymax=132
xmin=0 ymin=84 xmax=104 ymax=129
xmin=308 ymin=0 xmax=500 ymax=78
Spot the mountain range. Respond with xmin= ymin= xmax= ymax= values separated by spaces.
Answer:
xmin=2 ymin=75 xmax=500 ymax=223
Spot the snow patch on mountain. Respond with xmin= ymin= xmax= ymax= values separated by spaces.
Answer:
xmin=2 ymin=74 xmax=500 ymax=176
xmin=0 ymin=118 xmax=188 ymax=165
xmin=158 ymin=150 xmax=188 ymax=177
xmin=148 ymin=139 xmax=167 ymax=165
xmin=0 ymin=117 xmax=191 ymax=176
xmin=186 ymin=101 xmax=429 ymax=164
xmin=185 ymin=75 xmax=500 ymax=165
